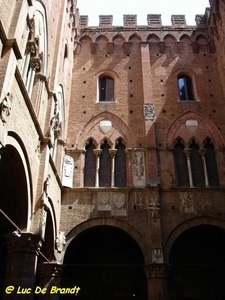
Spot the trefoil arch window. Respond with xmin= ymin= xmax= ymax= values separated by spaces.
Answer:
xmin=174 ymin=138 xmax=220 ymax=187
xmin=83 ymin=138 xmax=127 ymax=187
xmin=99 ymin=75 xmax=114 ymax=102
xmin=178 ymin=74 xmax=195 ymax=101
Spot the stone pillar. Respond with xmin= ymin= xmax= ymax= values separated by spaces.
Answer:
xmin=37 ymin=263 xmax=63 ymax=299
xmin=109 ymin=149 xmax=117 ymax=187
xmin=3 ymin=232 xmax=42 ymax=300
xmin=94 ymin=149 xmax=102 ymax=188
xmin=145 ymin=264 xmax=169 ymax=300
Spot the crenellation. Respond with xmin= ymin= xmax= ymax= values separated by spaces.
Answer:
xmin=147 ymin=14 xmax=162 ymax=27
xmin=123 ymin=14 xmax=137 ymax=27
xmin=99 ymin=15 xmax=113 ymax=27
xmin=171 ymin=14 xmax=187 ymax=27
xmin=80 ymin=13 xmax=210 ymax=28
xmin=80 ymin=15 xmax=89 ymax=28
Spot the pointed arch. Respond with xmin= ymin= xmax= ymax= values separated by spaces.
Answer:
xmin=95 ymin=35 xmax=109 ymax=43
xmin=112 ymin=34 xmax=126 ymax=42
xmin=147 ymin=33 xmax=160 ymax=42
xmin=128 ymin=33 xmax=142 ymax=42
xmin=76 ymin=112 xmax=136 ymax=148
xmin=165 ymin=111 xmax=225 ymax=148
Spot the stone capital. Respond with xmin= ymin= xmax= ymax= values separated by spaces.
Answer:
xmin=145 ymin=264 xmax=169 ymax=278
xmin=38 ymin=262 xmax=63 ymax=278
xmin=5 ymin=232 xmax=43 ymax=254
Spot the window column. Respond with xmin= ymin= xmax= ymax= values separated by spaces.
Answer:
xmin=184 ymin=149 xmax=194 ymax=187
xmin=199 ymin=149 xmax=209 ymax=187
xmin=94 ymin=149 xmax=102 ymax=187
xmin=109 ymin=149 xmax=117 ymax=187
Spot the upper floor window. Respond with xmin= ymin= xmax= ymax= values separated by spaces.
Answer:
xmin=174 ymin=138 xmax=220 ymax=187
xmin=178 ymin=75 xmax=194 ymax=101
xmin=84 ymin=138 xmax=127 ymax=187
xmin=99 ymin=75 xmax=114 ymax=102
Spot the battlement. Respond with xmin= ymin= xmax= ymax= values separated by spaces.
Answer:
xmin=80 ymin=13 xmax=208 ymax=29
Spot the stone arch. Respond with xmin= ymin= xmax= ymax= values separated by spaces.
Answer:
xmin=5 ymin=132 xmax=33 ymax=230
xmin=95 ymin=35 xmax=109 ymax=43
xmin=195 ymin=33 xmax=209 ymax=45
xmin=80 ymin=35 xmax=93 ymax=43
xmin=76 ymin=111 xmax=136 ymax=148
xmin=128 ymin=33 xmax=142 ymax=42
xmin=65 ymin=217 xmax=151 ymax=264
xmin=147 ymin=33 xmax=160 ymax=42
xmin=165 ymin=111 xmax=225 ymax=148
xmin=163 ymin=34 xmax=177 ymax=42
xmin=179 ymin=33 xmax=192 ymax=43
xmin=164 ymin=216 xmax=225 ymax=263
xmin=112 ymin=34 xmax=126 ymax=43
xmin=99 ymin=136 xmax=113 ymax=148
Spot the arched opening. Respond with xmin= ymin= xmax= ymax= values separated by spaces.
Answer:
xmin=169 ymin=225 xmax=225 ymax=299
xmin=61 ymin=226 xmax=147 ymax=299
xmin=0 ymin=145 xmax=29 ymax=295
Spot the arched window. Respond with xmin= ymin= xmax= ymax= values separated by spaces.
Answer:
xmin=178 ymin=74 xmax=194 ymax=101
xmin=84 ymin=139 xmax=96 ymax=187
xmin=115 ymin=139 xmax=126 ymax=187
xmin=174 ymin=139 xmax=189 ymax=187
xmin=99 ymin=140 xmax=111 ymax=187
xmin=99 ymin=75 xmax=114 ymax=102
xmin=190 ymin=139 xmax=205 ymax=187
xmin=204 ymin=139 xmax=220 ymax=186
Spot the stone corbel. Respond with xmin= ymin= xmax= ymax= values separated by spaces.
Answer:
xmin=0 ymin=93 xmax=12 ymax=123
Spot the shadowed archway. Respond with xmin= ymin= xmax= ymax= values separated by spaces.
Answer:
xmin=169 ymin=225 xmax=225 ymax=300
xmin=61 ymin=226 xmax=147 ymax=300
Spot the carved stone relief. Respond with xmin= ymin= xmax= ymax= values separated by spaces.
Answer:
xmin=0 ymin=93 xmax=12 ymax=123
xmin=143 ymin=103 xmax=156 ymax=120
xmin=62 ymin=155 xmax=74 ymax=188
xmin=133 ymin=151 xmax=146 ymax=187
xmin=97 ymin=192 xmax=127 ymax=216
xmin=152 ymin=248 xmax=163 ymax=263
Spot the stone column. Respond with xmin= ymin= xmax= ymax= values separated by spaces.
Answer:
xmin=199 ymin=149 xmax=209 ymax=187
xmin=109 ymin=149 xmax=117 ymax=187
xmin=184 ymin=149 xmax=193 ymax=187
xmin=145 ymin=264 xmax=169 ymax=300
xmin=94 ymin=149 xmax=102 ymax=187
xmin=3 ymin=232 xmax=42 ymax=300
xmin=37 ymin=263 xmax=63 ymax=299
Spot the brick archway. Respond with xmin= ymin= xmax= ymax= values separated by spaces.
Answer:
xmin=163 ymin=216 xmax=225 ymax=263
xmin=65 ymin=217 xmax=150 ymax=264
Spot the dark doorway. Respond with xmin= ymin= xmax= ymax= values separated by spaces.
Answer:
xmin=0 ymin=145 xmax=28 ymax=296
xmin=61 ymin=226 xmax=147 ymax=300
xmin=169 ymin=225 xmax=225 ymax=300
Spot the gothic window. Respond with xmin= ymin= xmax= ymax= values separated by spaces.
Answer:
xmin=178 ymin=74 xmax=194 ymax=101
xmin=115 ymin=139 xmax=126 ymax=187
xmin=21 ymin=4 xmax=47 ymax=102
xmin=204 ymin=139 xmax=220 ymax=186
xmin=99 ymin=75 xmax=114 ymax=102
xmin=99 ymin=140 xmax=111 ymax=187
xmin=84 ymin=139 xmax=96 ymax=187
xmin=174 ymin=139 xmax=189 ymax=187
xmin=190 ymin=139 xmax=205 ymax=187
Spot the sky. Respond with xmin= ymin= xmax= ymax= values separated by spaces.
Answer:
xmin=77 ymin=0 xmax=210 ymax=26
